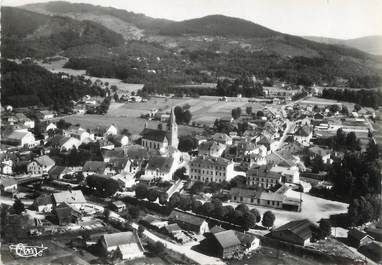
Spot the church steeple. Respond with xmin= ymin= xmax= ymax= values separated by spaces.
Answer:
xmin=169 ymin=107 xmax=178 ymax=148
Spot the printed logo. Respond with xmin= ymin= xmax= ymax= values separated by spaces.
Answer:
xmin=9 ymin=243 xmax=48 ymax=258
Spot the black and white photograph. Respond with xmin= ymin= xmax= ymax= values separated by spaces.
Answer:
xmin=0 ymin=0 xmax=381 ymax=264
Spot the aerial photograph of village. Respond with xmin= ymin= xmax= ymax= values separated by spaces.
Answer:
xmin=0 ymin=0 xmax=381 ymax=264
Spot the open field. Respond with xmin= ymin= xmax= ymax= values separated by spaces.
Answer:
xmin=109 ymin=96 xmax=266 ymax=124
xmin=55 ymin=96 xmax=267 ymax=135
xmin=226 ymin=193 xmax=348 ymax=228
xmin=52 ymin=114 xmax=203 ymax=135
xmin=300 ymin=96 xmax=355 ymax=110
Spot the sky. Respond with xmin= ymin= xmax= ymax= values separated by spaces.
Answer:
xmin=3 ymin=0 xmax=382 ymax=39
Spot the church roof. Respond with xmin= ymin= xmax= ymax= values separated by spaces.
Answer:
xmin=140 ymin=128 xmax=168 ymax=142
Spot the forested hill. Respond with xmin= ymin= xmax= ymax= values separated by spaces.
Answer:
xmin=1 ymin=6 xmax=124 ymax=58
xmin=158 ymin=15 xmax=279 ymax=38
xmin=1 ymin=59 xmax=104 ymax=108
xmin=2 ymin=2 xmax=382 ymax=89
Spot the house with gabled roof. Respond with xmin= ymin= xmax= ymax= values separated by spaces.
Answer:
xmin=27 ymin=155 xmax=55 ymax=175
xmin=52 ymin=190 xmax=86 ymax=208
xmin=168 ymin=209 xmax=209 ymax=235
xmin=198 ymin=141 xmax=226 ymax=158
xmin=211 ymin=230 xmax=242 ymax=259
xmin=33 ymin=194 xmax=53 ymax=212
xmin=3 ymin=131 xmax=36 ymax=148
xmin=141 ymin=156 xmax=175 ymax=182
xmin=348 ymin=228 xmax=374 ymax=248
xmin=293 ymin=124 xmax=312 ymax=146
xmin=267 ymin=219 xmax=314 ymax=246
xmin=100 ymin=231 xmax=145 ymax=260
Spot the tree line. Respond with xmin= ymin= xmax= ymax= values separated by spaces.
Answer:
xmin=321 ymin=88 xmax=382 ymax=108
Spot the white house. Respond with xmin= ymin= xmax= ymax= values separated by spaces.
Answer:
xmin=27 ymin=155 xmax=56 ymax=175
xmin=141 ymin=156 xmax=175 ymax=182
xmin=52 ymin=190 xmax=86 ymax=209
xmin=46 ymin=122 xmax=57 ymax=132
xmin=33 ymin=194 xmax=53 ymax=212
xmin=293 ymin=124 xmax=312 ymax=147
xmin=100 ymin=232 xmax=145 ymax=260
xmin=1 ymin=159 xmax=13 ymax=175
xmin=40 ymin=110 xmax=55 ymax=120
xmin=105 ymin=125 xmax=118 ymax=136
xmin=189 ymin=156 xmax=235 ymax=183
xmin=0 ymin=177 xmax=17 ymax=194
xmin=65 ymin=127 xmax=92 ymax=144
xmin=269 ymin=165 xmax=300 ymax=184
xmin=4 ymin=131 xmax=36 ymax=147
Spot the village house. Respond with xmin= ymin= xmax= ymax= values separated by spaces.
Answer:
xmin=27 ymin=155 xmax=55 ymax=175
xmin=308 ymin=146 xmax=333 ymax=164
xmin=211 ymin=230 xmax=242 ymax=259
xmin=1 ymin=158 xmax=13 ymax=175
xmin=168 ymin=210 xmax=209 ymax=235
xmin=110 ymin=201 xmax=127 ymax=213
xmin=198 ymin=141 xmax=226 ymax=157
xmin=52 ymin=190 xmax=86 ymax=209
xmin=189 ymin=156 xmax=235 ymax=183
xmin=293 ymin=124 xmax=313 ymax=146
xmin=100 ymin=231 xmax=145 ymax=260
xmin=64 ymin=127 xmax=92 ymax=144
xmin=15 ymin=113 xmax=35 ymax=128
xmin=83 ymin=161 xmax=107 ymax=177
xmin=269 ymin=165 xmax=300 ymax=184
xmin=230 ymin=185 xmax=301 ymax=211
xmin=211 ymin=133 xmax=233 ymax=145
xmin=112 ymin=172 xmax=136 ymax=189
xmin=33 ymin=194 xmax=53 ymax=212
xmin=48 ymin=165 xmax=71 ymax=180
xmin=105 ymin=124 xmax=118 ymax=136
xmin=246 ymin=165 xmax=281 ymax=188
xmin=54 ymin=202 xmax=82 ymax=226
xmin=267 ymin=219 xmax=314 ymax=246
xmin=0 ymin=177 xmax=18 ymax=194
xmin=39 ymin=110 xmax=55 ymax=120
xmin=348 ymin=228 xmax=375 ymax=248
xmin=48 ymin=135 xmax=81 ymax=151
xmin=45 ymin=122 xmax=57 ymax=132
xmin=3 ymin=130 xmax=36 ymax=148
xmin=141 ymin=156 xmax=175 ymax=182
xmin=108 ymin=135 xmax=129 ymax=147
xmin=209 ymin=227 xmax=260 ymax=257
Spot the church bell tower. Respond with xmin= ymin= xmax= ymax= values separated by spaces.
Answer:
xmin=169 ymin=107 xmax=179 ymax=148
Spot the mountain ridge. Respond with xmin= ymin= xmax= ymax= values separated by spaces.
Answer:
xmin=2 ymin=2 xmax=382 ymax=89
xmin=303 ymin=35 xmax=382 ymax=55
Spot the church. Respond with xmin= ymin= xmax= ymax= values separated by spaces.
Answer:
xmin=140 ymin=107 xmax=179 ymax=153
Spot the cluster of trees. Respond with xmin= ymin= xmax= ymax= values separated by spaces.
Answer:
xmin=321 ymin=88 xmax=382 ymax=108
xmin=169 ymin=192 xmax=275 ymax=230
xmin=348 ymin=75 xmax=382 ymax=89
xmin=173 ymin=105 xmax=192 ymax=124
xmin=330 ymin=140 xmax=381 ymax=200
xmin=348 ymin=194 xmax=381 ymax=226
xmin=1 ymin=59 xmax=104 ymax=108
xmin=326 ymin=138 xmax=381 ymax=226
xmin=332 ymin=129 xmax=360 ymax=151
xmin=87 ymin=174 xmax=120 ymax=197
xmin=231 ymin=107 xmax=242 ymax=120
xmin=216 ymin=76 xmax=263 ymax=97
xmin=135 ymin=184 xmax=169 ymax=204
xmin=178 ymin=136 xmax=198 ymax=152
